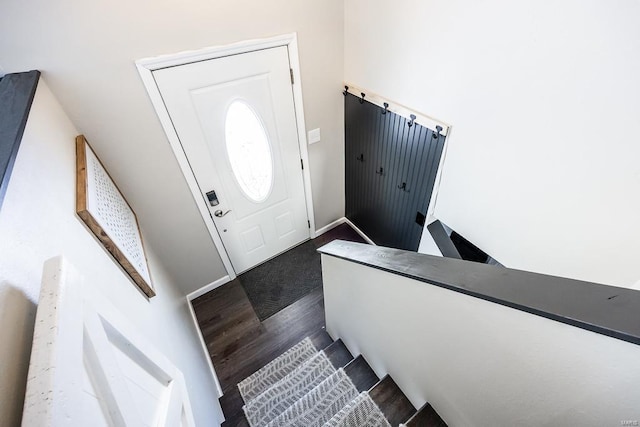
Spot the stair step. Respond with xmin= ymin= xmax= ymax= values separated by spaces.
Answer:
xmin=324 ymin=392 xmax=391 ymax=427
xmin=219 ymin=336 xmax=336 ymax=426
xmin=243 ymin=351 xmax=337 ymax=426
xmin=219 ymin=326 xmax=329 ymax=394
xmin=404 ymin=402 xmax=448 ymax=427
xmin=265 ymin=368 xmax=359 ymax=427
xmin=369 ymin=375 xmax=416 ymax=426
xmin=344 ymin=355 xmax=379 ymax=392
xmin=237 ymin=337 xmax=317 ymax=402
xmin=324 ymin=339 xmax=353 ymax=369
xmin=310 ymin=328 xmax=333 ymax=350
xmin=219 ymin=386 xmax=244 ymax=421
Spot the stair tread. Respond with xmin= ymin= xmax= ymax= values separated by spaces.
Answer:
xmin=344 ymin=355 xmax=379 ymax=392
xmin=369 ymin=375 xmax=416 ymax=426
xmin=311 ymin=329 xmax=333 ymax=350
xmin=265 ymin=368 xmax=359 ymax=427
xmin=238 ymin=337 xmax=317 ymax=402
xmin=324 ymin=391 xmax=391 ymax=427
xmin=243 ymin=350 xmax=337 ymax=426
xmin=216 ymin=296 xmax=326 ymax=390
xmin=405 ymin=402 xmax=448 ymax=427
xmin=219 ymin=387 xmax=244 ymax=421
xmin=221 ymin=332 xmax=333 ymax=421
xmin=324 ymin=339 xmax=353 ymax=369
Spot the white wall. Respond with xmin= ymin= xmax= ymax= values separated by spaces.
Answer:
xmin=323 ymin=255 xmax=640 ymax=426
xmin=0 ymin=0 xmax=345 ymax=294
xmin=0 ymin=80 xmax=223 ymax=426
xmin=344 ymin=0 xmax=640 ymax=287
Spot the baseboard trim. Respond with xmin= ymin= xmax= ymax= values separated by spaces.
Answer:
xmin=187 ymin=275 xmax=231 ymax=301
xmin=315 ymin=217 xmax=376 ymax=245
xmin=185 ymin=297 xmax=224 ymax=397
xmin=314 ymin=218 xmax=347 ymax=238
xmin=342 ymin=218 xmax=376 ymax=245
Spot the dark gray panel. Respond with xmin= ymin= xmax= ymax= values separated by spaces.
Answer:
xmin=319 ymin=240 xmax=640 ymax=347
xmin=0 ymin=70 xmax=40 ymax=209
xmin=427 ymin=220 xmax=462 ymax=259
xmin=345 ymin=93 xmax=445 ymax=251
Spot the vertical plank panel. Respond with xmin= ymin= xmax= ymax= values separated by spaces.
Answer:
xmin=345 ymin=94 xmax=445 ymax=250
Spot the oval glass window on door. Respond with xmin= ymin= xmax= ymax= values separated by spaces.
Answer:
xmin=225 ymin=100 xmax=274 ymax=202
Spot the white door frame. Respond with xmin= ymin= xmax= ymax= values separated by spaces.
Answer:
xmin=136 ymin=33 xmax=316 ymax=281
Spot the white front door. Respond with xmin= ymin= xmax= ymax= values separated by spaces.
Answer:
xmin=22 ymin=257 xmax=196 ymax=426
xmin=153 ymin=47 xmax=310 ymax=274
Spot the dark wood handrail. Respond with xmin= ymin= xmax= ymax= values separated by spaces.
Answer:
xmin=0 ymin=70 xmax=40 ymax=210
xmin=318 ymin=240 xmax=640 ymax=346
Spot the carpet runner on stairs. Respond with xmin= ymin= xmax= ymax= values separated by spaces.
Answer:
xmin=244 ymin=351 xmax=337 ymax=425
xmin=324 ymin=392 xmax=391 ymax=427
xmin=238 ymin=337 xmax=391 ymax=427
xmin=238 ymin=337 xmax=318 ymax=403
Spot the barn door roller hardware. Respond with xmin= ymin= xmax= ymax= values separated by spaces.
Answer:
xmin=342 ymin=82 xmax=450 ymax=136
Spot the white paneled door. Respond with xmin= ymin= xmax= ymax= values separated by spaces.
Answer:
xmin=22 ymin=257 xmax=195 ymax=426
xmin=153 ymin=46 xmax=310 ymax=274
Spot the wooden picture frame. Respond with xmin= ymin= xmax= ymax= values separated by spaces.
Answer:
xmin=76 ymin=135 xmax=155 ymax=298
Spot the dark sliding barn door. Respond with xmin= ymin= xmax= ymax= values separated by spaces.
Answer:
xmin=345 ymin=93 xmax=445 ymax=251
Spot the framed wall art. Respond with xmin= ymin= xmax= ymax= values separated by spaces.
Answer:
xmin=75 ymin=135 xmax=155 ymax=298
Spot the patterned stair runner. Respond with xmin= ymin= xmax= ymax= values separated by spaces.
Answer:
xmin=238 ymin=337 xmax=317 ymax=402
xmin=244 ymin=351 xmax=337 ymax=426
xmin=238 ymin=337 xmax=392 ymax=427
xmin=324 ymin=391 xmax=392 ymax=427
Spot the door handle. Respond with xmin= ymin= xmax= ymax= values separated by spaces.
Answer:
xmin=214 ymin=209 xmax=231 ymax=218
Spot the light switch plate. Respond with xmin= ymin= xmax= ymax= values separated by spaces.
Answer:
xmin=308 ymin=128 xmax=321 ymax=144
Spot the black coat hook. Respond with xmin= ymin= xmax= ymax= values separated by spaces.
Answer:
xmin=408 ymin=114 xmax=416 ymax=128
xmin=343 ymin=85 xmax=349 ymax=96
xmin=382 ymin=102 xmax=389 ymax=115
xmin=359 ymin=92 xmax=366 ymax=104
xmin=376 ymin=166 xmax=384 ymax=175
xmin=356 ymin=153 xmax=364 ymax=162
xmin=397 ymin=182 xmax=409 ymax=192
xmin=433 ymin=125 xmax=443 ymax=138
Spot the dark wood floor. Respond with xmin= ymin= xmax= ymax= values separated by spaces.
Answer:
xmin=192 ymin=282 xmax=326 ymax=392
xmin=191 ymin=224 xmax=365 ymax=388
xmin=191 ymin=224 xmax=368 ymax=420
xmin=192 ymin=282 xmax=326 ymax=420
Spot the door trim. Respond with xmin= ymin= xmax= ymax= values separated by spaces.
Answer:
xmin=136 ymin=33 xmax=316 ymax=280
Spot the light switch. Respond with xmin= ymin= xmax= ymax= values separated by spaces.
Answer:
xmin=308 ymin=128 xmax=321 ymax=144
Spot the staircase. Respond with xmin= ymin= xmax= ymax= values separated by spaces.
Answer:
xmin=220 ymin=330 xmax=446 ymax=426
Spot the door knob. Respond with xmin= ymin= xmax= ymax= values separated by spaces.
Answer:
xmin=214 ymin=209 xmax=231 ymax=218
